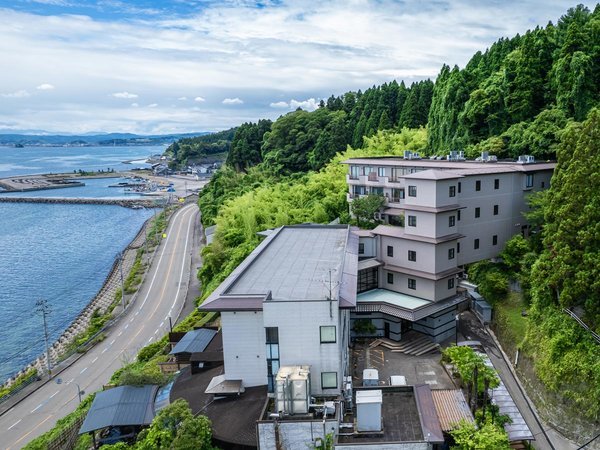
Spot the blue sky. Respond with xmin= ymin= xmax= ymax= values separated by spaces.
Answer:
xmin=0 ymin=0 xmax=596 ymax=134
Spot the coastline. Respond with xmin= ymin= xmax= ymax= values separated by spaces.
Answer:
xmin=2 ymin=212 xmax=158 ymax=388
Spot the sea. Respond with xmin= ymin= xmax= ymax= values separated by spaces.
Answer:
xmin=0 ymin=145 xmax=165 ymax=382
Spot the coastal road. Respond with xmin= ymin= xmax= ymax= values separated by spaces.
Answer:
xmin=0 ymin=202 xmax=200 ymax=449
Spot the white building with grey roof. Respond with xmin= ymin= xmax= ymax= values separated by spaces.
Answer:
xmin=344 ymin=155 xmax=555 ymax=342
xmin=199 ymin=224 xmax=358 ymax=395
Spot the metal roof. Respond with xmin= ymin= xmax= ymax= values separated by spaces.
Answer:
xmin=79 ymin=385 xmax=157 ymax=434
xmin=431 ymin=389 xmax=475 ymax=431
xmin=170 ymin=328 xmax=217 ymax=355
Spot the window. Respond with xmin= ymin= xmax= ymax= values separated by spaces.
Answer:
xmin=320 ymin=326 xmax=336 ymax=343
xmin=448 ymin=278 xmax=455 ymax=289
xmin=449 ymin=185 xmax=456 ymax=197
xmin=541 ymin=181 xmax=545 ymax=188
xmin=448 ymin=248 xmax=455 ymax=260
xmin=358 ymin=267 xmax=378 ymax=293
xmin=378 ymin=167 xmax=385 ymax=177
xmin=387 ymin=245 xmax=394 ymax=257
xmin=475 ymin=207 xmax=480 ymax=218
xmin=526 ymin=174 xmax=534 ymax=188
xmin=358 ymin=243 xmax=365 ymax=255
xmin=492 ymin=235 xmax=498 ymax=246
xmin=266 ymin=327 xmax=280 ymax=393
xmin=494 ymin=178 xmax=500 ymax=190
xmin=370 ymin=186 xmax=383 ymax=195
xmin=457 ymin=242 xmax=461 ymax=253
xmin=475 ymin=180 xmax=481 ymax=191
xmin=458 ymin=182 xmax=462 ymax=193
xmin=391 ymin=188 xmax=404 ymax=202
xmin=350 ymin=166 xmax=360 ymax=179
xmin=387 ymin=272 xmax=394 ymax=284
xmin=321 ymin=372 xmax=338 ymax=389
xmin=408 ymin=278 xmax=416 ymax=290
xmin=457 ymin=210 xmax=461 ymax=221
xmin=408 ymin=185 xmax=417 ymax=197
xmin=493 ymin=205 xmax=499 ymax=215
xmin=352 ymin=185 xmax=366 ymax=196
xmin=408 ymin=215 xmax=417 ymax=227
xmin=449 ymin=215 xmax=456 ymax=227
xmin=474 ymin=238 xmax=480 ymax=250
xmin=408 ymin=250 xmax=416 ymax=262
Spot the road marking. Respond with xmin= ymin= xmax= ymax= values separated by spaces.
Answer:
xmin=102 ymin=348 xmax=108 ymax=354
xmin=135 ymin=311 xmax=140 ymax=316
xmin=31 ymin=403 xmax=43 ymax=413
xmin=154 ymin=329 xmax=159 ymax=335
xmin=91 ymin=357 xmax=98 ymax=364
xmin=147 ymin=337 xmax=153 ymax=343
xmin=50 ymin=390 xmax=59 ymax=399
xmin=68 ymin=378 xmax=74 ymax=383
xmin=129 ymin=317 xmax=134 ymax=323
xmin=8 ymin=419 xmax=21 ymax=430
xmin=159 ymin=321 xmax=164 ymax=328
xmin=12 ymin=414 xmax=53 ymax=448
xmin=110 ymin=339 xmax=116 ymax=346
xmin=124 ymin=323 xmax=129 ymax=329
xmin=118 ymin=331 xmax=123 ymax=336
xmin=80 ymin=367 xmax=87 ymax=374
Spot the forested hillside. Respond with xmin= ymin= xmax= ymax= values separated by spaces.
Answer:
xmin=165 ymin=128 xmax=236 ymax=167
xmin=428 ymin=4 xmax=599 ymax=158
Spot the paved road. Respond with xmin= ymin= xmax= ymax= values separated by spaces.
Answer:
xmin=0 ymin=202 xmax=200 ymax=449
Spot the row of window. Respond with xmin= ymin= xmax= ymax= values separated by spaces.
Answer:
xmin=386 ymin=234 xmax=498 ymax=262
xmin=387 ymin=272 xmax=456 ymax=290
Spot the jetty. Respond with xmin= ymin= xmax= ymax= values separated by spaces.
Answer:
xmin=0 ymin=196 xmax=164 ymax=208
xmin=0 ymin=174 xmax=85 ymax=192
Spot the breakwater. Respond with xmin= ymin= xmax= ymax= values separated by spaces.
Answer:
xmin=0 ymin=196 xmax=163 ymax=208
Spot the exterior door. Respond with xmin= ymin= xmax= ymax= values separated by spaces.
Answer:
xmin=384 ymin=322 xmax=390 ymax=339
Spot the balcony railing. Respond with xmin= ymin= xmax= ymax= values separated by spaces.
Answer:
xmin=367 ymin=172 xmax=379 ymax=182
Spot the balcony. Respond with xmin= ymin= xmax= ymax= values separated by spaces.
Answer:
xmin=368 ymin=172 xmax=379 ymax=182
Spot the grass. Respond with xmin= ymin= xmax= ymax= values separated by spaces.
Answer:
xmin=493 ymin=291 xmax=529 ymax=359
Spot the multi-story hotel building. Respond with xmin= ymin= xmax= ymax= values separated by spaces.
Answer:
xmin=344 ymin=154 xmax=555 ymax=342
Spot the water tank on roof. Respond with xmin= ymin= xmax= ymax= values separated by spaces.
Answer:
xmin=275 ymin=365 xmax=311 ymax=415
xmin=356 ymin=390 xmax=383 ymax=432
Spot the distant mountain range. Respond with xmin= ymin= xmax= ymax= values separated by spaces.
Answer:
xmin=0 ymin=132 xmax=210 ymax=147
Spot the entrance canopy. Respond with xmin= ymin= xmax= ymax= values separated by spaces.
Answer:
xmin=79 ymin=385 xmax=158 ymax=434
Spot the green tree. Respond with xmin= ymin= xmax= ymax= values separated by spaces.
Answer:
xmin=350 ymin=195 xmax=385 ymax=229
xmin=450 ymin=419 xmax=511 ymax=450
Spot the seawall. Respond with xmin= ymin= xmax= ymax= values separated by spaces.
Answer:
xmin=0 ymin=196 xmax=163 ymax=209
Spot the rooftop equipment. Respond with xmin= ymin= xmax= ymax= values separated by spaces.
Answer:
xmin=356 ymin=390 xmax=383 ymax=432
xmin=362 ymin=368 xmax=379 ymax=386
xmin=403 ymin=150 xmax=421 ymax=160
xmin=389 ymin=375 xmax=407 ymax=386
xmin=447 ymin=150 xmax=465 ymax=161
xmin=275 ymin=365 xmax=311 ymax=415
xmin=517 ymin=155 xmax=535 ymax=164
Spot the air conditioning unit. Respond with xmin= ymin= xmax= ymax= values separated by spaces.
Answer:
xmin=517 ymin=155 xmax=535 ymax=164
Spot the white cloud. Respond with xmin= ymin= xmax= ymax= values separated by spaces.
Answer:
xmin=112 ymin=92 xmax=138 ymax=99
xmin=36 ymin=83 xmax=55 ymax=91
xmin=194 ymin=96 xmax=205 ymax=102
xmin=1 ymin=90 xmax=31 ymax=98
xmin=0 ymin=1 xmax=594 ymax=133
xmin=131 ymin=102 xmax=139 ymax=107
xmin=222 ymin=97 xmax=243 ymax=105
xmin=147 ymin=103 xmax=158 ymax=108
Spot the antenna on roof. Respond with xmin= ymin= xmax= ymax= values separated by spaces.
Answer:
xmin=323 ymin=269 xmax=340 ymax=318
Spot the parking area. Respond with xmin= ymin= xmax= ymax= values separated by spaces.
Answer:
xmin=350 ymin=337 xmax=456 ymax=389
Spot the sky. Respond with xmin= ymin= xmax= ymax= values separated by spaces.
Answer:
xmin=0 ymin=0 xmax=596 ymax=135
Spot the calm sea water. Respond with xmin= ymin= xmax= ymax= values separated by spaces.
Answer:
xmin=0 ymin=146 xmax=163 ymax=381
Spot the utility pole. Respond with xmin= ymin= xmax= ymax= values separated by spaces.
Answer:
xmin=116 ymin=252 xmax=125 ymax=309
xmin=36 ymin=299 xmax=52 ymax=379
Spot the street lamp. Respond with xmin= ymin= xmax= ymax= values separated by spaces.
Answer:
xmin=56 ymin=378 xmax=85 ymax=403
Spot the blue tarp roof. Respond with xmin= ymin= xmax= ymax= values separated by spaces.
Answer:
xmin=79 ymin=385 xmax=157 ymax=434
xmin=170 ymin=328 xmax=217 ymax=355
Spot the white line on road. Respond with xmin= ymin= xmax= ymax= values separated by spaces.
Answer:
xmin=124 ymin=323 xmax=129 ymax=329
xmin=31 ymin=403 xmax=43 ymax=413
xmin=68 ymin=378 xmax=74 ymax=383
xmin=91 ymin=357 xmax=98 ymax=364
xmin=102 ymin=348 xmax=107 ymax=354
xmin=50 ymin=390 xmax=59 ymax=399
xmin=147 ymin=337 xmax=153 ymax=343
xmin=159 ymin=321 xmax=164 ymax=328
xmin=135 ymin=311 xmax=139 ymax=316
xmin=110 ymin=339 xmax=115 ymax=346
xmin=129 ymin=317 xmax=134 ymax=323
xmin=80 ymin=367 xmax=87 ymax=374
xmin=117 ymin=331 xmax=123 ymax=337
xmin=154 ymin=329 xmax=159 ymax=335
xmin=8 ymin=419 xmax=21 ymax=430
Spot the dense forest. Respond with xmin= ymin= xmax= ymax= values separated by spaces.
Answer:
xmin=165 ymin=128 xmax=236 ymax=167
xmin=173 ymin=3 xmax=600 ymax=441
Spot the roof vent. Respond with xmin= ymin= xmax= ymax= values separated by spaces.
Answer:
xmin=403 ymin=150 xmax=421 ymax=160
xmin=517 ymin=155 xmax=535 ymax=164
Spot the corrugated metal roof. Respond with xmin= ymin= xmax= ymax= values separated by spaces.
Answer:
xmin=79 ymin=385 xmax=157 ymax=434
xmin=170 ymin=328 xmax=217 ymax=355
xmin=414 ymin=384 xmax=445 ymax=443
xmin=431 ymin=389 xmax=475 ymax=431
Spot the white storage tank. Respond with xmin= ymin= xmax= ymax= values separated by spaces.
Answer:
xmin=275 ymin=365 xmax=311 ymax=415
xmin=356 ymin=390 xmax=382 ymax=432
